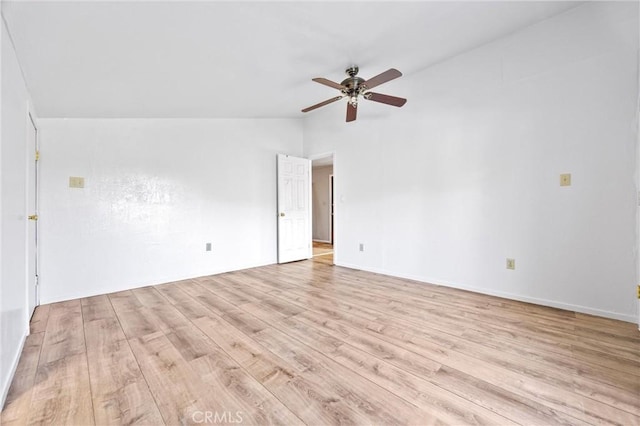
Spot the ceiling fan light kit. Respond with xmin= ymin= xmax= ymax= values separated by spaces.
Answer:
xmin=302 ymin=65 xmax=407 ymax=123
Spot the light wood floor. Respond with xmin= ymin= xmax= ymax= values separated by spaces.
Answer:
xmin=312 ymin=241 xmax=333 ymax=265
xmin=2 ymin=260 xmax=639 ymax=425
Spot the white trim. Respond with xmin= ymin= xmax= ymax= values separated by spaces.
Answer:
xmin=333 ymin=153 xmax=337 ymax=265
xmin=307 ymin=159 xmax=313 ymax=260
xmin=335 ymin=262 xmax=637 ymax=324
xmin=329 ymin=174 xmax=333 ymax=245
xmin=313 ymin=239 xmax=331 ymax=244
xmin=307 ymin=151 xmax=335 ymax=163
xmin=0 ymin=332 xmax=27 ymax=409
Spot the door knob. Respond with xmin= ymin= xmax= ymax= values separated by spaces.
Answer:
xmin=279 ymin=212 xmax=285 ymax=217
xmin=28 ymin=214 xmax=38 ymax=221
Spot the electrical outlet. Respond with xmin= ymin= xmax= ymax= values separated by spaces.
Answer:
xmin=560 ymin=173 xmax=571 ymax=187
xmin=69 ymin=176 xmax=85 ymax=188
xmin=359 ymin=243 xmax=364 ymax=252
xmin=506 ymin=258 xmax=515 ymax=270
xmin=206 ymin=243 xmax=212 ymax=252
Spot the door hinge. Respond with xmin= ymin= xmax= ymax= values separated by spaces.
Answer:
xmin=35 ymin=150 xmax=40 ymax=161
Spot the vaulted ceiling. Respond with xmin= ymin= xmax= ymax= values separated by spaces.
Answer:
xmin=2 ymin=1 xmax=580 ymax=118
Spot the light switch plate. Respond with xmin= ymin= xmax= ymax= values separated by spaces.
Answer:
xmin=560 ymin=173 xmax=571 ymax=187
xmin=506 ymin=258 xmax=515 ymax=270
xmin=69 ymin=176 xmax=85 ymax=188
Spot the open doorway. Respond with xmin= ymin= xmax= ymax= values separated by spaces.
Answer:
xmin=311 ymin=154 xmax=334 ymax=265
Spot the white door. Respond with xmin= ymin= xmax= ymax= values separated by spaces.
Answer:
xmin=26 ymin=113 xmax=39 ymax=319
xmin=277 ymin=154 xmax=312 ymax=263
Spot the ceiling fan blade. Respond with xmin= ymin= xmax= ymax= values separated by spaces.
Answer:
xmin=301 ymin=96 xmax=344 ymax=113
xmin=362 ymin=68 xmax=402 ymax=90
xmin=364 ymin=92 xmax=407 ymax=107
xmin=312 ymin=77 xmax=346 ymax=90
xmin=346 ymin=102 xmax=357 ymax=122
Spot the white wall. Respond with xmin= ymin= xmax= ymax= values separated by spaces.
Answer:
xmin=312 ymin=165 xmax=332 ymax=242
xmin=303 ymin=2 xmax=639 ymax=322
xmin=38 ymin=118 xmax=302 ymax=304
xmin=0 ymin=16 xmax=5 ymax=408
xmin=0 ymin=19 xmax=35 ymax=406
xmin=637 ymin=0 xmax=640 ymax=329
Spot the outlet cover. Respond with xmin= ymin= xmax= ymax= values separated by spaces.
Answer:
xmin=560 ymin=173 xmax=571 ymax=186
xmin=69 ymin=176 xmax=85 ymax=188
xmin=506 ymin=258 xmax=515 ymax=270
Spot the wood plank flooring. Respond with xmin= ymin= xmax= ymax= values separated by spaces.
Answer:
xmin=2 ymin=260 xmax=639 ymax=425
xmin=312 ymin=241 xmax=333 ymax=265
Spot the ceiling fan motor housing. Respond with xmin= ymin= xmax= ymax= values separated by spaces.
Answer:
xmin=341 ymin=67 xmax=367 ymax=104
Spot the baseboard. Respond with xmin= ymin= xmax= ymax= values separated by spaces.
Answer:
xmin=313 ymin=239 xmax=331 ymax=244
xmin=335 ymin=262 xmax=637 ymax=324
xmin=0 ymin=331 xmax=27 ymax=410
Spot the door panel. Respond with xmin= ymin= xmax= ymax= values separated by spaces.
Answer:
xmin=27 ymin=113 xmax=38 ymax=319
xmin=277 ymin=154 xmax=311 ymax=263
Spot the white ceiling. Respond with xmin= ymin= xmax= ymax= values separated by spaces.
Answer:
xmin=2 ymin=1 xmax=581 ymax=119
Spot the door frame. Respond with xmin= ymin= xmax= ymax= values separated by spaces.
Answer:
xmin=25 ymin=106 xmax=39 ymax=326
xmin=329 ymin=174 xmax=334 ymax=245
xmin=308 ymin=151 xmax=336 ymax=264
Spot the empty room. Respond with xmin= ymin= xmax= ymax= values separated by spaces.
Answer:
xmin=1 ymin=1 xmax=639 ymax=425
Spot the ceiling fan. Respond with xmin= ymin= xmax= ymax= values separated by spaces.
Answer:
xmin=302 ymin=66 xmax=407 ymax=122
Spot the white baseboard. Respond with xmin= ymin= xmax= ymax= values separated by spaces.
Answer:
xmin=335 ymin=262 xmax=637 ymax=324
xmin=1 ymin=332 xmax=27 ymax=410
xmin=313 ymin=239 xmax=331 ymax=244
